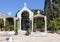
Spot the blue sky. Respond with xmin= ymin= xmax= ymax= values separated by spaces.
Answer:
xmin=0 ymin=0 xmax=45 ymax=16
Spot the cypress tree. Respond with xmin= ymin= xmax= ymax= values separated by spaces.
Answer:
xmin=52 ymin=0 xmax=60 ymax=18
xmin=44 ymin=0 xmax=53 ymax=20
xmin=44 ymin=0 xmax=52 ymax=29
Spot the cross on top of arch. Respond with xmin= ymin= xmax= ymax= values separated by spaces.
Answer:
xmin=24 ymin=3 xmax=27 ymax=6
xmin=37 ymin=10 xmax=40 ymax=14
xmin=8 ymin=12 xmax=11 ymax=16
xmin=24 ymin=3 xmax=27 ymax=7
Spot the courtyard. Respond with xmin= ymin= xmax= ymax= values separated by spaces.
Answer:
xmin=0 ymin=33 xmax=60 ymax=42
xmin=0 ymin=0 xmax=60 ymax=42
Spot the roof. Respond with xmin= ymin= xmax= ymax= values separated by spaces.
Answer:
xmin=0 ymin=13 xmax=6 ymax=19
xmin=33 ymin=11 xmax=46 ymax=18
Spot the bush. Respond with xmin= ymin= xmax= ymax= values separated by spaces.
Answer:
xmin=57 ymin=17 xmax=60 ymax=28
xmin=41 ymin=28 xmax=45 ymax=32
xmin=25 ymin=28 xmax=31 ymax=36
xmin=49 ymin=19 xmax=58 ymax=33
xmin=5 ymin=25 xmax=14 ymax=31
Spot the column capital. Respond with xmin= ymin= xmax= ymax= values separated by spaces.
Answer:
xmin=29 ymin=17 xmax=32 ymax=20
xmin=45 ymin=16 xmax=47 ymax=18
xmin=44 ymin=16 xmax=47 ymax=20
xmin=14 ymin=17 xmax=16 ymax=21
xmin=19 ymin=17 xmax=21 ymax=19
xmin=3 ymin=18 xmax=6 ymax=21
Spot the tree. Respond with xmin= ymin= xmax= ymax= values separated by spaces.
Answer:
xmin=44 ymin=0 xmax=53 ymax=30
xmin=49 ymin=19 xmax=57 ymax=33
xmin=52 ymin=0 xmax=60 ymax=29
xmin=44 ymin=0 xmax=53 ymax=20
xmin=44 ymin=0 xmax=60 ymax=30
xmin=52 ymin=0 xmax=60 ymax=18
xmin=31 ymin=9 xmax=43 ymax=15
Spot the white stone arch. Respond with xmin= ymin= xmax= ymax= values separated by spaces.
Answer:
xmin=31 ymin=11 xmax=47 ymax=33
xmin=30 ymin=11 xmax=47 ymax=36
xmin=17 ymin=3 xmax=34 ymax=33
xmin=17 ymin=3 xmax=33 ymax=19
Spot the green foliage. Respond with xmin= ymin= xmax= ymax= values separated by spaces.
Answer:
xmin=5 ymin=25 xmax=14 ymax=31
xmin=5 ymin=18 xmax=14 ymax=31
xmin=0 ymin=19 xmax=4 ymax=28
xmin=44 ymin=0 xmax=53 ymax=29
xmin=33 ymin=17 xmax=45 ymax=32
xmin=49 ymin=19 xmax=58 ymax=31
xmin=41 ymin=28 xmax=45 ymax=32
xmin=52 ymin=0 xmax=60 ymax=18
xmin=31 ymin=9 xmax=43 ymax=15
xmin=25 ymin=29 xmax=31 ymax=36
xmin=56 ymin=17 xmax=60 ymax=28
xmin=44 ymin=0 xmax=60 ymax=30
xmin=16 ymin=20 xmax=18 ymax=27
xmin=21 ymin=11 xmax=29 ymax=30
xmin=33 ymin=23 xmax=36 ymax=32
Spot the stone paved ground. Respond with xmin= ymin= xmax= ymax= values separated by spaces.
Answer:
xmin=0 ymin=33 xmax=60 ymax=42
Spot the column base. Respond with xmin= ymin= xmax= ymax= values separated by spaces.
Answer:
xmin=30 ymin=31 xmax=47 ymax=36
xmin=18 ymin=30 xmax=26 ymax=35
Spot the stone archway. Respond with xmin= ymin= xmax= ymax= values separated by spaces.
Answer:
xmin=33 ymin=17 xmax=45 ymax=32
xmin=31 ymin=11 xmax=47 ymax=36
xmin=32 ymin=11 xmax=47 ymax=33
xmin=21 ymin=11 xmax=30 ymax=30
xmin=17 ymin=3 xmax=34 ymax=34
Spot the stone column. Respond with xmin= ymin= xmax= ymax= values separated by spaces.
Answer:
xmin=3 ymin=17 xmax=6 ymax=30
xmin=19 ymin=17 xmax=21 ymax=31
xmin=32 ymin=18 xmax=33 ymax=32
xmin=44 ymin=16 xmax=47 ymax=32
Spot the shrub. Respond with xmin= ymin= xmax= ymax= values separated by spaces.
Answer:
xmin=25 ymin=28 xmax=31 ymax=36
xmin=5 ymin=25 xmax=14 ymax=31
xmin=49 ymin=19 xmax=58 ymax=33
xmin=41 ymin=28 xmax=45 ymax=32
